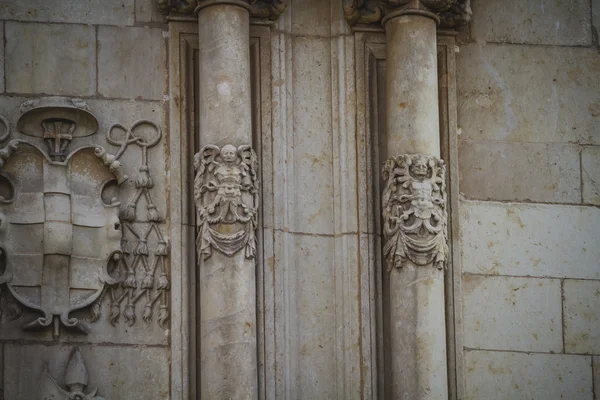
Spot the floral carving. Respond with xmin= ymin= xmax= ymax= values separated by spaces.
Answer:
xmin=38 ymin=347 xmax=105 ymax=400
xmin=194 ymin=144 xmax=259 ymax=260
xmin=382 ymin=154 xmax=448 ymax=271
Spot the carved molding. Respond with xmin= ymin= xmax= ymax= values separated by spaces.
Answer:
xmin=382 ymin=154 xmax=448 ymax=271
xmin=158 ymin=0 xmax=286 ymax=20
xmin=344 ymin=0 xmax=471 ymax=28
xmin=38 ymin=347 xmax=105 ymax=400
xmin=194 ymin=144 xmax=259 ymax=261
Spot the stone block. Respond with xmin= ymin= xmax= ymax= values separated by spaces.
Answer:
xmin=0 ymin=0 xmax=135 ymax=25
xmin=464 ymin=350 xmax=593 ymax=400
xmin=459 ymin=140 xmax=581 ymax=203
xmin=582 ymin=146 xmax=600 ymax=205
xmin=3 ymin=344 xmax=169 ymax=399
xmin=564 ymin=280 xmax=600 ymax=354
xmin=471 ymin=0 xmax=592 ymax=46
xmin=5 ymin=22 xmax=96 ymax=96
xmin=594 ymin=357 xmax=600 ymax=399
xmin=460 ymin=201 xmax=600 ymax=279
xmin=135 ymin=0 xmax=166 ymax=22
xmin=98 ymin=26 xmax=167 ymax=101
xmin=463 ymin=275 xmax=562 ymax=352
xmin=289 ymin=37 xmax=334 ymax=234
xmin=457 ymin=44 xmax=600 ymax=145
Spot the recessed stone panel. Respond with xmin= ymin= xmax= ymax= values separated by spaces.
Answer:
xmin=98 ymin=26 xmax=167 ymax=101
xmin=471 ymin=0 xmax=592 ymax=46
xmin=457 ymin=44 xmax=600 ymax=145
xmin=459 ymin=140 xmax=581 ymax=203
xmin=460 ymin=201 xmax=600 ymax=279
xmin=0 ymin=0 xmax=135 ymax=25
xmin=564 ymin=279 xmax=600 ymax=354
xmin=5 ymin=22 xmax=96 ymax=96
xmin=464 ymin=350 xmax=593 ymax=400
xmin=582 ymin=146 xmax=600 ymax=205
xmin=463 ymin=275 xmax=562 ymax=352
xmin=3 ymin=344 xmax=169 ymax=399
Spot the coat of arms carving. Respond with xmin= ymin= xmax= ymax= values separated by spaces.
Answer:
xmin=0 ymin=98 xmax=125 ymax=334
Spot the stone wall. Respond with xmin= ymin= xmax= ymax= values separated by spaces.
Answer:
xmin=0 ymin=1 xmax=172 ymax=399
xmin=457 ymin=0 xmax=600 ymax=398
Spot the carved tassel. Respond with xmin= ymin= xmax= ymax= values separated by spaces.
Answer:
xmin=141 ymin=273 xmax=155 ymax=289
xmin=135 ymin=165 xmax=154 ymax=189
xmin=157 ymin=272 xmax=169 ymax=290
xmin=147 ymin=204 xmax=162 ymax=222
xmin=134 ymin=239 xmax=148 ymax=256
xmin=124 ymin=303 xmax=136 ymax=326
xmin=109 ymin=303 xmax=120 ymax=326
xmin=142 ymin=304 xmax=153 ymax=323
xmin=155 ymin=240 xmax=168 ymax=256
xmin=123 ymin=272 xmax=137 ymax=288
xmin=158 ymin=304 xmax=169 ymax=328
xmin=89 ymin=301 xmax=101 ymax=323
xmin=120 ymin=203 xmax=137 ymax=222
xmin=121 ymin=238 xmax=131 ymax=254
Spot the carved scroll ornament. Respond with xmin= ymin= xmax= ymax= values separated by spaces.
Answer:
xmin=382 ymin=154 xmax=448 ymax=271
xmin=194 ymin=144 xmax=259 ymax=261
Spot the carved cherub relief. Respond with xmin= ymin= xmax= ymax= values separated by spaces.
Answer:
xmin=382 ymin=154 xmax=448 ymax=271
xmin=194 ymin=144 xmax=259 ymax=260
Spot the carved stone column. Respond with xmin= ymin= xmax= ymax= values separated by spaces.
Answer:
xmin=194 ymin=1 xmax=257 ymax=399
xmin=345 ymin=1 xmax=470 ymax=398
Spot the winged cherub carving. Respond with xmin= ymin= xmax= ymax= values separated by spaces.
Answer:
xmin=382 ymin=154 xmax=448 ymax=271
xmin=194 ymin=144 xmax=259 ymax=260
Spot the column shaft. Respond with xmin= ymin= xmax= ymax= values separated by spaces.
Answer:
xmin=196 ymin=4 xmax=257 ymax=400
xmin=384 ymin=13 xmax=449 ymax=400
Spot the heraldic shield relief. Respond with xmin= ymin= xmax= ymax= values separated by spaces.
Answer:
xmin=0 ymin=98 xmax=122 ymax=334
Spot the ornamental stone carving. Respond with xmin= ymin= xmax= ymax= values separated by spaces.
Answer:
xmin=0 ymin=98 xmax=170 ymax=334
xmin=194 ymin=144 xmax=259 ymax=260
xmin=158 ymin=0 xmax=286 ymax=20
xmin=344 ymin=0 xmax=471 ymax=27
xmin=0 ymin=99 xmax=122 ymax=335
xmin=38 ymin=347 xmax=105 ymax=400
xmin=382 ymin=154 xmax=448 ymax=271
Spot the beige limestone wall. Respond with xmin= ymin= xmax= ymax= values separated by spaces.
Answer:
xmin=0 ymin=1 xmax=172 ymax=399
xmin=457 ymin=0 xmax=600 ymax=398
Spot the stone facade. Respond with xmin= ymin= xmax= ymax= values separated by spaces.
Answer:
xmin=0 ymin=0 xmax=598 ymax=399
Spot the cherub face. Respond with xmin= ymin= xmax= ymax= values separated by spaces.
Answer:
xmin=410 ymin=157 xmax=429 ymax=178
xmin=221 ymin=145 xmax=237 ymax=163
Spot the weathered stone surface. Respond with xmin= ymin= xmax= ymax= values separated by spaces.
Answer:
xmin=136 ymin=0 xmax=166 ymax=22
xmin=3 ymin=344 xmax=169 ymax=399
xmin=5 ymin=22 xmax=96 ymax=96
xmin=464 ymin=350 xmax=593 ymax=400
xmin=594 ymin=0 xmax=600 ymax=37
xmin=98 ymin=26 xmax=167 ymax=101
xmin=0 ymin=0 xmax=135 ymax=25
xmin=459 ymin=141 xmax=581 ymax=203
xmin=457 ymin=44 xmax=600 ymax=145
xmin=594 ymin=357 xmax=600 ymax=398
xmin=460 ymin=201 xmax=600 ymax=279
xmin=291 ymin=37 xmax=335 ymax=235
xmin=471 ymin=0 xmax=592 ymax=46
xmin=582 ymin=146 xmax=600 ymax=205
xmin=564 ymin=279 xmax=600 ymax=354
xmin=463 ymin=275 xmax=562 ymax=352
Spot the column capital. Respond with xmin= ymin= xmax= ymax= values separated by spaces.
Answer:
xmin=158 ymin=0 xmax=286 ymax=21
xmin=344 ymin=0 xmax=471 ymax=28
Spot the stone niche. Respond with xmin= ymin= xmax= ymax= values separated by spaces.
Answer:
xmin=0 ymin=97 xmax=170 ymax=399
